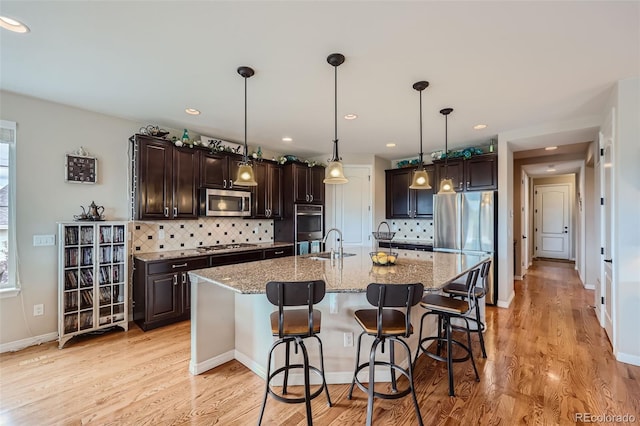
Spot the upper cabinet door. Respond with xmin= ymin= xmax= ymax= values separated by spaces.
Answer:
xmin=137 ymin=137 xmax=172 ymax=220
xmin=252 ymin=162 xmax=269 ymax=218
xmin=269 ymin=164 xmax=283 ymax=218
xmin=308 ymin=166 xmax=325 ymax=205
xmin=172 ymin=147 xmax=199 ymax=219
xmin=200 ymin=152 xmax=229 ymax=189
xmin=292 ymin=163 xmax=310 ymax=203
xmin=436 ymin=160 xmax=465 ymax=192
xmin=385 ymin=168 xmax=412 ymax=218
xmin=413 ymin=166 xmax=435 ymax=218
xmin=465 ymin=155 xmax=497 ymax=191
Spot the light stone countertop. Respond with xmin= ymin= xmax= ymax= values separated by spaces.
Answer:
xmin=189 ymin=246 xmax=489 ymax=294
xmin=133 ymin=241 xmax=294 ymax=263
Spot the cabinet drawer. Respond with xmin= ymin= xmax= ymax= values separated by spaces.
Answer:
xmin=147 ymin=257 xmax=209 ymax=275
xmin=211 ymin=250 xmax=263 ymax=267
xmin=264 ymin=246 xmax=294 ymax=259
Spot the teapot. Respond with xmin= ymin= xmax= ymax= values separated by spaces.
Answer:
xmin=87 ymin=201 xmax=104 ymax=220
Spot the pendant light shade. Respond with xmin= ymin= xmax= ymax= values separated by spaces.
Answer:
xmin=437 ymin=107 xmax=456 ymax=195
xmin=409 ymin=81 xmax=432 ymax=190
xmin=323 ymin=53 xmax=348 ymax=185
xmin=233 ymin=66 xmax=257 ymax=187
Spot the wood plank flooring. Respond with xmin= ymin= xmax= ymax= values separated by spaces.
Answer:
xmin=1 ymin=261 xmax=638 ymax=425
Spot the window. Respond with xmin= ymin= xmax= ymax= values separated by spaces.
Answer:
xmin=0 ymin=120 xmax=17 ymax=296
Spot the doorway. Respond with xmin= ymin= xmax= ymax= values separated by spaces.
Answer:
xmin=325 ymin=165 xmax=373 ymax=248
xmin=599 ymin=109 xmax=615 ymax=342
xmin=534 ymin=183 xmax=571 ymax=260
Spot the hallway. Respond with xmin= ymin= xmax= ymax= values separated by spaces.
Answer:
xmin=1 ymin=261 xmax=638 ymax=424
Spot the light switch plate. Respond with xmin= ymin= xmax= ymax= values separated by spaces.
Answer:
xmin=33 ymin=234 xmax=56 ymax=246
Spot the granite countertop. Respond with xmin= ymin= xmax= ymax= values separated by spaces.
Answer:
xmin=189 ymin=246 xmax=489 ymax=294
xmin=134 ymin=241 xmax=294 ymax=262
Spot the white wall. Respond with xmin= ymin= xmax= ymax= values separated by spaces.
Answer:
xmin=611 ymin=78 xmax=640 ymax=365
xmin=0 ymin=91 xmax=145 ymax=346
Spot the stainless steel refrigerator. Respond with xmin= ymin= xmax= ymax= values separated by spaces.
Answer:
xmin=434 ymin=191 xmax=497 ymax=304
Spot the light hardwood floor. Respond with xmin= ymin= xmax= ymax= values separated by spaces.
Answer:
xmin=1 ymin=261 xmax=639 ymax=425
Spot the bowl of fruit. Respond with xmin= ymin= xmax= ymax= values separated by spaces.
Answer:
xmin=370 ymin=251 xmax=398 ymax=266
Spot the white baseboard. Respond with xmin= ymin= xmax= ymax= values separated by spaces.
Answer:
xmin=189 ymin=349 xmax=235 ymax=375
xmin=0 ymin=331 xmax=58 ymax=354
xmin=514 ymin=275 xmax=523 ymax=281
xmin=235 ymin=350 xmax=267 ymax=380
xmin=616 ymin=351 xmax=640 ymax=367
xmin=583 ymin=284 xmax=595 ymax=290
xmin=497 ymin=291 xmax=515 ymax=308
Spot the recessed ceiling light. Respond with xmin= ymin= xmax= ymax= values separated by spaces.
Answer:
xmin=185 ymin=108 xmax=200 ymax=115
xmin=282 ymin=137 xmax=293 ymax=142
xmin=473 ymin=124 xmax=487 ymax=130
xmin=386 ymin=143 xmax=396 ymax=148
xmin=344 ymin=114 xmax=358 ymax=120
xmin=0 ymin=16 xmax=30 ymax=33
xmin=545 ymin=146 xmax=558 ymax=151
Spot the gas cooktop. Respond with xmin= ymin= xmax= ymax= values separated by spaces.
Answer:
xmin=196 ymin=243 xmax=258 ymax=253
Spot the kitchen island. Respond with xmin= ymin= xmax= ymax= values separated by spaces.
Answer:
xmin=188 ymin=247 xmax=489 ymax=384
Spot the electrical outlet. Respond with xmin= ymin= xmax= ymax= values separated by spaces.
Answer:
xmin=343 ymin=332 xmax=353 ymax=347
xmin=158 ymin=229 xmax=165 ymax=240
xmin=329 ymin=294 xmax=338 ymax=314
xmin=33 ymin=235 xmax=55 ymax=246
xmin=33 ymin=304 xmax=44 ymax=316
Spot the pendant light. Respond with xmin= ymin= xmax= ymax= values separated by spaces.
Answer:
xmin=233 ymin=66 xmax=257 ymax=186
xmin=323 ymin=53 xmax=348 ymax=184
xmin=437 ymin=107 xmax=456 ymax=194
xmin=409 ymin=81 xmax=431 ymax=190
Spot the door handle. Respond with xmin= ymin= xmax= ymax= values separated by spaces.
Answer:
xmin=604 ymin=259 xmax=613 ymax=264
xmin=164 ymin=207 xmax=169 ymax=217
xmin=223 ymin=180 xmax=227 ymax=188
xmin=173 ymin=207 xmax=177 ymax=217
xmin=173 ymin=275 xmax=178 ymax=286
xmin=229 ymin=180 xmax=233 ymax=188
xmin=182 ymin=272 xmax=187 ymax=284
xmin=522 ymin=236 xmax=527 ymax=239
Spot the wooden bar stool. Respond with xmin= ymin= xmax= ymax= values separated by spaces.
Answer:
xmin=414 ymin=268 xmax=481 ymax=396
xmin=442 ymin=259 xmax=491 ymax=358
xmin=258 ymin=280 xmax=332 ymax=426
xmin=347 ymin=282 xmax=424 ymax=426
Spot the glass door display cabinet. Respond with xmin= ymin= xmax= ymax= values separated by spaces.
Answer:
xmin=58 ymin=221 xmax=128 ymax=348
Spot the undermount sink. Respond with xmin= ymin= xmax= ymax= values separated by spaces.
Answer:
xmin=305 ymin=252 xmax=357 ymax=260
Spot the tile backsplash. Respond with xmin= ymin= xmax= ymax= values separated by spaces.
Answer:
xmin=132 ymin=218 xmax=274 ymax=254
xmin=388 ymin=219 xmax=434 ymax=242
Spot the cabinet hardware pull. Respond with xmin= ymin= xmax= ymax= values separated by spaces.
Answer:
xmin=164 ymin=207 xmax=169 ymax=217
xmin=182 ymin=272 xmax=187 ymax=284
xmin=223 ymin=180 xmax=227 ymax=188
xmin=229 ymin=180 xmax=233 ymax=188
xmin=274 ymin=250 xmax=284 ymax=255
xmin=173 ymin=275 xmax=178 ymax=286
xmin=173 ymin=207 xmax=177 ymax=217
xmin=172 ymin=263 xmax=188 ymax=268
xmin=310 ymin=194 xmax=313 ymax=202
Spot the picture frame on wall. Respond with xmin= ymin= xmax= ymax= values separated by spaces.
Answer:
xmin=65 ymin=154 xmax=97 ymax=184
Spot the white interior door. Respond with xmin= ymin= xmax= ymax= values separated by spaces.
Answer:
xmin=535 ymin=184 xmax=570 ymax=259
xmin=600 ymin=109 xmax=615 ymax=342
xmin=326 ymin=166 xmax=372 ymax=249
xmin=521 ymin=170 xmax=530 ymax=274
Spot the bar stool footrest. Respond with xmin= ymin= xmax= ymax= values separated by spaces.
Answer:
xmin=416 ymin=336 xmax=474 ymax=363
xmin=350 ymin=361 xmax=412 ymax=400
xmin=267 ymin=364 xmax=328 ymax=404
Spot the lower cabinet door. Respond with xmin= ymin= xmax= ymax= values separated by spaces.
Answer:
xmin=146 ymin=273 xmax=181 ymax=322
xmin=182 ymin=272 xmax=191 ymax=313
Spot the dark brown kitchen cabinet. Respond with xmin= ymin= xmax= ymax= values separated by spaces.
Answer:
xmin=385 ymin=166 xmax=435 ymax=219
xmin=253 ymin=161 xmax=283 ymax=219
xmin=433 ymin=153 xmax=497 ymax=192
xmin=134 ymin=135 xmax=199 ymax=220
xmin=133 ymin=256 xmax=208 ymax=331
xmin=287 ymin=163 xmax=325 ymax=205
xmin=200 ymin=151 xmax=243 ymax=189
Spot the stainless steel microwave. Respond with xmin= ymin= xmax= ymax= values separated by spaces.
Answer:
xmin=200 ymin=188 xmax=251 ymax=217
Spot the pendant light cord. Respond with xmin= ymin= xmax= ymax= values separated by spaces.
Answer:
xmin=419 ymin=89 xmax=424 ymax=167
xmin=444 ymin=113 xmax=448 ymax=177
xmin=332 ymin=64 xmax=339 ymax=161
xmin=244 ymin=76 xmax=248 ymax=163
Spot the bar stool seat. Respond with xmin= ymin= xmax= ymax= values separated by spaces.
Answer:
xmin=347 ymin=282 xmax=424 ymax=426
xmin=258 ymin=280 xmax=332 ymax=426
xmin=414 ymin=268 xmax=481 ymax=397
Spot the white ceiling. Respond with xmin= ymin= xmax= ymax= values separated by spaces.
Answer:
xmin=1 ymin=1 xmax=638 ymax=161
xmin=522 ymin=160 xmax=584 ymax=178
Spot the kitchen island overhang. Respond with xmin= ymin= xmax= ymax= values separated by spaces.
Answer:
xmin=188 ymin=247 xmax=490 ymax=384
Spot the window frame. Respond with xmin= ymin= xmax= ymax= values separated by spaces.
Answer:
xmin=0 ymin=120 xmax=18 ymax=297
